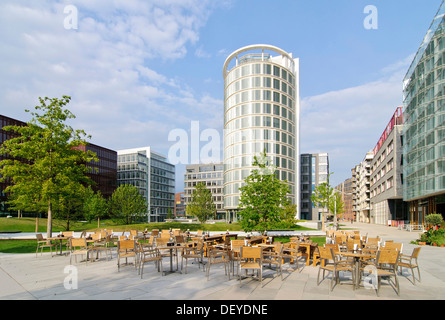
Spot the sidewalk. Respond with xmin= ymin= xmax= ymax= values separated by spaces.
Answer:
xmin=0 ymin=222 xmax=444 ymax=301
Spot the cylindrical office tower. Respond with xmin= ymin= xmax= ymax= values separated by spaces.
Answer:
xmin=223 ymin=44 xmax=300 ymax=220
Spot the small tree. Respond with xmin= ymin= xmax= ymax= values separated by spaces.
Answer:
xmin=328 ymin=191 xmax=345 ymax=223
xmin=83 ymin=187 xmax=108 ymax=228
xmin=186 ymin=182 xmax=215 ymax=224
xmin=311 ymin=173 xmax=334 ymax=231
xmin=426 ymin=213 xmax=444 ymax=228
xmin=109 ymin=184 xmax=147 ymax=225
xmin=0 ymin=96 xmax=97 ymax=237
xmin=238 ymin=151 xmax=292 ymax=232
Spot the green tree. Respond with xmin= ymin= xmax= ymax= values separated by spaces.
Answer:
xmin=83 ymin=186 xmax=108 ymax=228
xmin=0 ymin=96 xmax=97 ymax=237
xmin=186 ymin=182 xmax=215 ymax=224
xmin=328 ymin=191 xmax=345 ymax=225
xmin=238 ymin=151 xmax=292 ymax=232
xmin=109 ymin=184 xmax=147 ymax=225
xmin=311 ymin=173 xmax=334 ymax=231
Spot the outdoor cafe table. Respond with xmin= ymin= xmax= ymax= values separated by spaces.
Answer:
xmin=157 ymin=244 xmax=187 ymax=274
xmin=47 ymin=235 xmax=72 ymax=255
xmin=339 ymin=251 xmax=376 ymax=289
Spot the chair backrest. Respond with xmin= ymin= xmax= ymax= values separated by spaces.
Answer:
xmin=175 ymin=235 xmax=185 ymax=244
xmin=376 ymin=249 xmax=399 ymax=265
xmin=231 ymin=239 xmax=246 ymax=250
xmin=318 ymin=246 xmax=334 ymax=261
xmin=160 ymin=230 xmax=171 ymax=239
xmin=196 ymin=230 xmax=204 ymax=236
xmin=367 ymin=237 xmax=380 ymax=245
xmin=36 ymin=234 xmax=44 ymax=241
xmin=62 ymin=231 xmax=73 ymax=237
xmin=130 ymin=229 xmax=138 ymax=236
xmin=324 ymin=243 xmax=340 ymax=255
xmin=172 ymin=229 xmax=181 ymax=236
xmin=240 ymin=246 xmax=262 ymax=260
xmin=91 ymin=233 xmax=101 ymax=241
xmin=71 ymin=238 xmax=87 ymax=248
xmin=118 ymin=239 xmax=135 ymax=251
xmin=412 ymin=247 xmax=421 ymax=258
xmin=273 ymin=243 xmax=284 ymax=254
xmin=119 ymin=235 xmax=127 ymax=241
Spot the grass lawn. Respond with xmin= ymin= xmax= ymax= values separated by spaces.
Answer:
xmin=0 ymin=217 xmax=323 ymax=253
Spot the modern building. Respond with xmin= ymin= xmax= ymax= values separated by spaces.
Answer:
xmin=370 ymin=107 xmax=408 ymax=225
xmin=75 ymin=143 xmax=117 ymax=199
xmin=0 ymin=114 xmax=25 ymax=208
xmin=300 ymin=153 xmax=329 ymax=220
xmin=174 ymin=192 xmax=185 ymax=217
xmin=117 ymin=147 xmax=175 ymax=222
xmin=402 ymin=1 xmax=445 ymax=226
xmin=0 ymin=114 xmax=117 ymax=215
xmin=183 ymin=163 xmax=225 ymax=220
xmin=335 ymin=178 xmax=354 ymax=222
xmin=352 ymin=151 xmax=374 ymax=223
xmin=223 ymin=44 xmax=301 ymax=218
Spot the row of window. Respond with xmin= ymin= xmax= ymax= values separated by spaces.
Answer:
xmin=225 ymin=103 xmax=296 ymax=124
xmin=225 ymin=115 xmax=295 ymax=135
xmin=185 ymin=172 xmax=223 ymax=180
xmin=225 ymin=128 xmax=295 ymax=148
xmin=225 ymin=89 xmax=294 ymax=111
xmin=226 ymin=76 xmax=295 ymax=99
xmin=225 ymin=63 xmax=295 ymax=87
xmin=371 ymin=177 xmax=394 ymax=197
xmin=225 ymin=141 xmax=295 ymax=160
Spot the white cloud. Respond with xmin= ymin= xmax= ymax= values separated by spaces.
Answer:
xmin=300 ymin=55 xmax=412 ymax=186
xmin=0 ymin=0 xmax=223 ymax=158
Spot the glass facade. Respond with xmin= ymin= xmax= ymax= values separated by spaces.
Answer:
xmin=117 ymin=147 xmax=175 ymax=222
xmin=223 ymin=45 xmax=300 ymax=213
xmin=403 ymin=2 xmax=445 ymax=202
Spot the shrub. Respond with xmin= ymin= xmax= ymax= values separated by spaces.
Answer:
xmin=426 ymin=213 xmax=444 ymax=227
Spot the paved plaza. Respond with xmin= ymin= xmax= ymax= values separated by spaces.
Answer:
xmin=0 ymin=222 xmax=444 ymax=302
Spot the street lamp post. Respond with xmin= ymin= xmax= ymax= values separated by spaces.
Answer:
xmin=331 ymin=188 xmax=354 ymax=230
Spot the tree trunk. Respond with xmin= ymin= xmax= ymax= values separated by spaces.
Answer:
xmin=47 ymin=200 xmax=52 ymax=238
xmin=35 ymin=216 xmax=39 ymax=233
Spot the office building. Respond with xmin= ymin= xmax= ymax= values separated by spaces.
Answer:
xmin=117 ymin=147 xmax=175 ymax=222
xmin=336 ymin=178 xmax=354 ymax=222
xmin=300 ymin=153 xmax=329 ymax=220
xmin=174 ymin=192 xmax=185 ymax=217
xmin=223 ymin=44 xmax=300 ymax=218
xmin=403 ymin=1 xmax=445 ymax=225
xmin=352 ymin=151 xmax=373 ymax=223
xmin=0 ymin=114 xmax=117 ymax=215
xmin=370 ymin=107 xmax=408 ymax=225
xmin=183 ymin=163 xmax=225 ymax=220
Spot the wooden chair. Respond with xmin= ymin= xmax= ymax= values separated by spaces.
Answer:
xmin=262 ymin=243 xmax=284 ymax=280
xmin=317 ymin=246 xmax=355 ymax=291
xmin=137 ymin=243 xmax=163 ymax=278
xmin=282 ymin=242 xmax=301 ymax=270
xmin=35 ymin=234 xmax=57 ymax=257
xmin=361 ymin=249 xmax=400 ymax=296
xmin=117 ymin=239 xmax=137 ymax=271
xmin=69 ymin=238 xmax=92 ymax=265
xmin=239 ymin=246 xmax=263 ymax=287
xmin=230 ymin=239 xmax=246 ymax=275
xmin=90 ymin=234 xmax=113 ymax=261
xmin=398 ymin=247 xmax=421 ymax=284
xmin=181 ymin=240 xmax=205 ymax=273
xmin=206 ymin=245 xmax=231 ymax=281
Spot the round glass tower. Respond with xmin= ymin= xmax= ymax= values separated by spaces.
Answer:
xmin=223 ymin=44 xmax=300 ymax=218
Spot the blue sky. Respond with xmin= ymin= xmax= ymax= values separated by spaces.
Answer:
xmin=0 ymin=0 xmax=442 ymax=191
